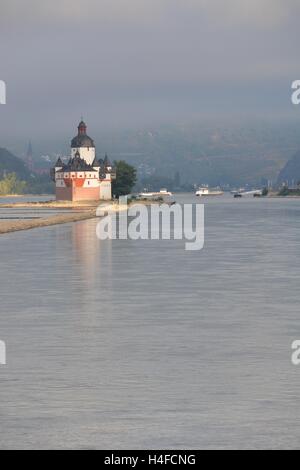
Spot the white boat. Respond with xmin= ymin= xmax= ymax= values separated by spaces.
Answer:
xmin=158 ymin=188 xmax=173 ymax=196
xmin=196 ymin=187 xmax=224 ymax=197
xmin=139 ymin=189 xmax=173 ymax=198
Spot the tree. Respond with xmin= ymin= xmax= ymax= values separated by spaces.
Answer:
xmin=26 ymin=174 xmax=55 ymax=195
xmin=278 ymin=185 xmax=290 ymax=196
xmin=0 ymin=172 xmax=27 ymax=195
xmin=112 ymin=161 xmax=137 ymax=198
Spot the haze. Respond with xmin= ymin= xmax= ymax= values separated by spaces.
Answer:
xmin=0 ymin=0 xmax=300 ymax=151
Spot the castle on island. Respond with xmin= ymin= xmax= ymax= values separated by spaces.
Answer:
xmin=51 ymin=120 xmax=116 ymax=201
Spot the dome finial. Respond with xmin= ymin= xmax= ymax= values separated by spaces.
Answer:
xmin=78 ymin=119 xmax=87 ymax=136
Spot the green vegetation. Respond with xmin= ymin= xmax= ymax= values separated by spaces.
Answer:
xmin=0 ymin=172 xmax=54 ymax=196
xmin=278 ymin=186 xmax=300 ymax=196
xmin=0 ymin=173 xmax=27 ymax=195
xmin=278 ymin=186 xmax=290 ymax=196
xmin=262 ymin=187 xmax=269 ymax=197
xmin=112 ymin=161 xmax=137 ymax=198
xmin=27 ymin=174 xmax=54 ymax=195
xmin=0 ymin=147 xmax=54 ymax=195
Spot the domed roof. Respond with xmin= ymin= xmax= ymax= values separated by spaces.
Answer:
xmin=71 ymin=135 xmax=95 ymax=148
xmin=71 ymin=120 xmax=95 ymax=148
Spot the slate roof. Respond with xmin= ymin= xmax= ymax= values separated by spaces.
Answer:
xmin=57 ymin=154 xmax=98 ymax=173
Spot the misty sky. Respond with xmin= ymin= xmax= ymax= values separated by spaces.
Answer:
xmin=1 ymin=0 xmax=300 ymax=152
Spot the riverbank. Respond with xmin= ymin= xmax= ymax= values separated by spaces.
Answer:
xmin=0 ymin=199 xmax=159 ymax=235
xmin=0 ymin=194 xmax=53 ymax=198
xmin=0 ymin=197 xmax=164 ymax=209
xmin=267 ymin=192 xmax=300 ymax=198
xmin=0 ymin=199 xmax=99 ymax=209
xmin=0 ymin=210 xmax=97 ymax=235
xmin=0 ymin=197 xmax=123 ymax=234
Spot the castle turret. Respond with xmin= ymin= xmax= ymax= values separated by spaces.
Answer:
xmin=71 ymin=120 xmax=95 ymax=165
xmin=52 ymin=120 xmax=115 ymax=202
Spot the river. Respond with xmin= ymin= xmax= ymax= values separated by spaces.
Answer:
xmin=0 ymin=194 xmax=300 ymax=449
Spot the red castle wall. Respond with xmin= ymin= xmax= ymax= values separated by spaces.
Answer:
xmin=56 ymin=185 xmax=100 ymax=202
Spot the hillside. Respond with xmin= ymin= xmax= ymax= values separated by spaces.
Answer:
xmin=0 ymin=148 xmax=30 ymax=179
xmin=0 ymin=148 xmax=54 ymax=194
xmin=94 ymin=121 xmax=298 ymax=188
xmin=278 ymin=151 xmax=300 ymax=185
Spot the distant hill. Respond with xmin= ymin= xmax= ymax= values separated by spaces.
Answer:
xmin=0 ymin=148 xmax=30 ymax=179
xmin=277 ymin=151 xmax=300 ymax=185
xmin=0 ymin=148 xmax=54 ymax=194
xmin=95 ymin=121 xmax=296 ymax=187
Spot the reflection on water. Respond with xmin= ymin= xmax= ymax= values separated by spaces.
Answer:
xmin=0 ymin=194 xmax=300 ymax=449
xmin=71 ymin=218 xmax=113 ymax=290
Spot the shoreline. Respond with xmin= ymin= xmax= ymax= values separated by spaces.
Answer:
xmin=0 ymin=210 xmax=97 ymax=235
xmin=268 ymin=195 xmax=300 ymax=199
xmin=0 ymin=199 xmax=154 ymax=235
xmin=0 ymin=193 xmax=299 ymax=235
xmin=7 ymin=191 xmax=300 ymax=234
xmin=0 ymin=193 xmax=53 ymax=198
xmin=0 ymin=199 xmax=103 ymax=234
xmin=0 ymin=200 xmax=100 ymax=210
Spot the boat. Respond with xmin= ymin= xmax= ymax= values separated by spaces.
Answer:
xmin=139 ymin=189 xmax=173 ymax=198
xmin=232 ymin=189 xmax=263 ymax=198
xmin=158 ymin=188 xmax=173 ymax=196
xmin=195 ymin=187 xmax=224 ymax=197
xmin=231 ymin=188 xmax=245 ymax=195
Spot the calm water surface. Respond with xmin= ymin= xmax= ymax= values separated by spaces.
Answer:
xmin=0 ymin=196 xmax=82 ymax=220
xmin=0 ymin=195 xmax=55 ymax=204
xmin=0 ymin=194 xmax=300 ymax=449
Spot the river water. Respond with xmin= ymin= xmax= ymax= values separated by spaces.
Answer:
xmin=0 ymin=194 xmax=300 ymax=449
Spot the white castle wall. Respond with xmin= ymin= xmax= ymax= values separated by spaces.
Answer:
xmin=100 ymin=181 xmax=112 ymax=200
xmin=71 ymin=147 xmax=96 ymax=165
xmin=55 ymin=171 xmax=99 ymax=188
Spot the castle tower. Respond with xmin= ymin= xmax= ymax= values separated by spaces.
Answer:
xmin=71 ymin=120 xmax=96 ymax=165
xmin=51 ymin=120 xmax=116 ymax=202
